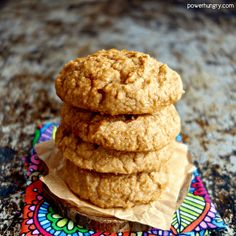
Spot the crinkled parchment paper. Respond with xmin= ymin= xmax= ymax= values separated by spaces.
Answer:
xmin=36 ymin=141 xmax=194 ymax=230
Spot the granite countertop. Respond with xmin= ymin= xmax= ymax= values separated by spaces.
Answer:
xmin=0 ymin=0 xmax=235 ymax=235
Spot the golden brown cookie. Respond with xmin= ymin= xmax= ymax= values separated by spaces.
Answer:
xmin=55 ymin=125 xmax=173 ymax=174
xmin=42 ymin=183 xmax=151 ymax=232
xmin=55 ymin=49 xmax=183 ymax=115
xmin=60 ymin=104 xmax=181 ymax=152
xmin=62 ymin=158 xmax=168 ymax=208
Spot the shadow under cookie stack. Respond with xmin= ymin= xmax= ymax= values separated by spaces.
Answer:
xmin=55 ymin=49 xmax=183 ymax=210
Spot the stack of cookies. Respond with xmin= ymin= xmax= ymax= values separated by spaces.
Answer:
xmin=55 ymin=49 xmax=183 ymax=209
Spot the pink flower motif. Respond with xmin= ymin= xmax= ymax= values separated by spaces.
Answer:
xmin=194 ymin=204 xmax=218 ymax=231
xmin=32 ymin=229 xmax=40 ymax=234
xmin=29 ymin=205 xmax=36 ymax=211
xmin=192 ymin=176 xmax=211 ymax=203
xmin=200 ymin=221 xmax=207 ymax=229
xmin=26 ymin=219 xmax=33 ymax=225
xmin=204 ymin=216 xmax=211 ymax=222
xmin=208 ymin=223 xmax=217 ymax=228
xmin=37 ymin=195 xmax=43 ymax=201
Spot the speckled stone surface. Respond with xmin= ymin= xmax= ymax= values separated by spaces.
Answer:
xmin=0 ymin=1 xmax=235 ymax=235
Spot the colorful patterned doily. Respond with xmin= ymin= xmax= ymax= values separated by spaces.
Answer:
xmin=21 ymin=122 xmax=227 ymax=236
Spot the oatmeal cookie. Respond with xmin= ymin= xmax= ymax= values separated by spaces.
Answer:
xmin=55 ymin=49 xmax=183 ymax=115
xmin=61 ymin=104 xmax=180 ymax=152
xmin=62 ymin=159 xmax=168 ymax=208
xmin=55 ymin=125 xmax=173 ymax=174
